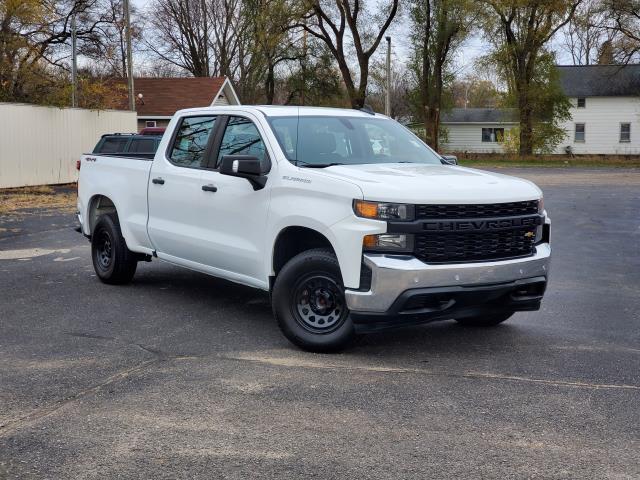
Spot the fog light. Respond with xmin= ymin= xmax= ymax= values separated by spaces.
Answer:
xmin=363 ymin=234 xmax=412 ymax=252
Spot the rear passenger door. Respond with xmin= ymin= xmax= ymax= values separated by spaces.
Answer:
xmin=147 ymin=115 xmax=218 ymax=262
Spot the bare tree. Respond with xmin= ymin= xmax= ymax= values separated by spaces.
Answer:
xmin=298 ymin=0 xmax=400 ymax=109
xmin=78 ymin=0 xmax=143 ymax=76
xmin=367 ymin=60 xmax=412 ymax=119
xmin=207 ymin=0 xmax=244 ymax=78
xmin=145 ymin=0 xmax=210 ymax=76
xmin=561 ymin=0 xmax=617 ymax=65
xmin=410 ymin=0 xmax=473 ymax=151
xmin=451 ymin=75 xmax=501 ymax=108
xmin=605 ymin=0 xmax=640 ymax=63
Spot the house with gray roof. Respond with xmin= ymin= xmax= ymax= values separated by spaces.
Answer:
xmin=440 ymin=108 xmax=519 ymax=153
xmin=440 ymin=64 xmax=640 ymax=155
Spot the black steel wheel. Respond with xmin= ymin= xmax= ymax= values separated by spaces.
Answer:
xmin=94 ymin=228 xmax=113 ymax=272
xmin=292 ymin=273 xmax=348 ymax=334
xmin=91 ymin=213 xmax=138 ymax=285
xmin=272 ymin=248 xmax=355 ymax=352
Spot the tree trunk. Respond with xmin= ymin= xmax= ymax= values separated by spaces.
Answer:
xmin=518 ymin=82 xmax=533 ymax=156
xmin=353 ymin=63 xmax=369 ymax=109
xmin=335 ymin=55 xmax=360 ymax=108
xmin=265 ymin=62 xmax=275 ymax=104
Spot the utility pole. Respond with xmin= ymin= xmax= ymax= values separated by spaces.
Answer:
xmin=301 ymin=27 xmax=308 ymax=106
xmin=201 ymin=0 xmax=209 ymax=76
xmin=123 ymin=0 xmax=135 ymax=111
xmin=71 ymin=14 xmax=77 ymax=107
xmin=385 ymin=36 xmax=391 ymax=117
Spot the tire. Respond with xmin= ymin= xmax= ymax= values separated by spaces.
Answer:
xmin=455 ymin=311 xmax=515 ymax=327
xmin=272 ymin=248 xmax=355 ymax=352
xmin=91 ymin=213 xmax=138 ymax=285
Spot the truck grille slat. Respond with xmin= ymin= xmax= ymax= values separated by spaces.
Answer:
xmin=413 ymin=201 xmax=539 ymax=264
xmin=416 ymin=200 xmax=538 ymax=219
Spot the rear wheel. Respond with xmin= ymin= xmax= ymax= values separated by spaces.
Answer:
xmin=455 ymin=311 xmax=514 ymax=327
xmin=272 ymin=248 xmax=354 ymax=352
xmin=91 ymin=214 xmax=137 ymax=285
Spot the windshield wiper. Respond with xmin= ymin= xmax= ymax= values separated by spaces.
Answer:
xmin=295 ymin=161 xmax=345 ymax=168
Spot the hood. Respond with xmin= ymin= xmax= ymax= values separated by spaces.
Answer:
xmin=315 ymin=163 xmax=542 ymax=204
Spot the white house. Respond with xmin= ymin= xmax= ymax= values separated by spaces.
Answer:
xmin=440 ymin=108 xmax=518 ymax=153
xmin=554 ymin=65 xmax=640 ymax=154
xmin=441 ymin=64 xmax=640 ymax=155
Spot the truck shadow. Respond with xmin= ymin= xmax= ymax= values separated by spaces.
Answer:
xmin=130 ymin=263 xmax=544 ymax=358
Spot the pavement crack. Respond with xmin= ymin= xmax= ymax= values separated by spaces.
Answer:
xmin=135 ymin=343 xmax=171 ymax=360
xmin=224 ymin=354 xmax=640 ymax=391
xmin=0 ymin=359 xmax=159 ymax=438
xmin=64 ymin=331 xmax=115 ymax=341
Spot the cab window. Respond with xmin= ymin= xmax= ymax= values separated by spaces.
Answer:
xmin=217 ymin=116 xmax=266 ymax=166
xmin=128 ymin=137 xmax=156 ymax=153
xmin=96 ymin=136 xmax=129 ymax=154
xmin=169 ymin=116 xmax=216 ymax=167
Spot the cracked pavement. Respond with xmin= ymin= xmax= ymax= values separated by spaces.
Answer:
xmin=0 ymin=168 xmax=639 ymax=479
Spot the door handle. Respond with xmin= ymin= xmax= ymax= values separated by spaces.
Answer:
xmin=152 ymin=177 xmax=165 ymax=185
xmin=202 ymin=184 xmax=218 ymax=192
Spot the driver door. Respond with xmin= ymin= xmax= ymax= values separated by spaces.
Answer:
xmin=188 ymin=114 xmax=273 ymax=287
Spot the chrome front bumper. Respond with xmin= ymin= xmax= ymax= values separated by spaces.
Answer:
xmin=345 ymin=243 xmax=551 ymax=313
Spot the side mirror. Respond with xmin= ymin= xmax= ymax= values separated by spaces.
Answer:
xmin=219 ymin=155 xmax=270 ymax=190
xmin=440 ymin=154 xmax=458 ymax=165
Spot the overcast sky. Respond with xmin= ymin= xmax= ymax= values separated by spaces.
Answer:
xmin=129 ymin=0 xmax=573 ymax=80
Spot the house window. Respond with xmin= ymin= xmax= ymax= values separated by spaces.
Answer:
xmin=481 ymin=128 xmax=504 ymax=143
xmin=146 ymin=121 xmax=157 ymax=128
xmin=575 ymin=123 xmax=586 ymax=142
xmin=577 ymin=98 xmax=586 ymax=108
xmin=620 ymin=123 xmax=631 ymax=143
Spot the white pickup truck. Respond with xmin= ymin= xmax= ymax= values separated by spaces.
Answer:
xmin=78 ymin=106 xmax=551 ymax=352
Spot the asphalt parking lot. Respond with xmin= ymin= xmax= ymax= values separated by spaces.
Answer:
xmin=1 ymin=168 xmax=639 ymax=479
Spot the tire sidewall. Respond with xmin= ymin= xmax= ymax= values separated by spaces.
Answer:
xmin=91 ymin=216 xmax=118 ymax=280
xmin=90 ymin=214 xmax=137 ymax=284
xmin=273 ymin=250 xmax=355 ymax=352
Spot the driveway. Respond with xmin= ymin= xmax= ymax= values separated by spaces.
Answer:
xmin=1 ymin=168 xmax=639 ymax=479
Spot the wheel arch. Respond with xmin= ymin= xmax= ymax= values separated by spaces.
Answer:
xmin=87 ymin=194 xmax=118 ymax=236
xmin=271 ymin=226 xmax=336 ymax=283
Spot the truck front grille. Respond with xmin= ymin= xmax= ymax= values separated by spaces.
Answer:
xmin=412 ymin=201 xmax=539 ymax=264
xmin=416 ymin=200 xmax=538 ymax=219
xmin=414 ymin=227 xmax=537 ymax=264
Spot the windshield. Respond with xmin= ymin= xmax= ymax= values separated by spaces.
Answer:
xmin=268 ymin=116 xmax=443 ymax=167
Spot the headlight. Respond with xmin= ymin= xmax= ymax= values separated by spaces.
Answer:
xmin=363 ymin=233 xmax=413 ymax=252
xmin=538 ymin=197 xmax=544 ymax=213
xmin=353 ymin=200 xmax=415 ymax=221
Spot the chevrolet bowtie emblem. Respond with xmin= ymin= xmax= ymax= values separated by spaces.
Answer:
xmin=524 ymin=231 xmax=535 ymax=238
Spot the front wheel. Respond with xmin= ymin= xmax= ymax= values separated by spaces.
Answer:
xmin=272 ymin=248 xmax=355 ymax=352
xmin=455 ymin=311 xmax=514 ymax=327
xmin=91 ymin=213 xmax=138 ymax=285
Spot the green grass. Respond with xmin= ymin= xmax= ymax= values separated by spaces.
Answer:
xmin=457 ymin=155 xmax=640 ymax=168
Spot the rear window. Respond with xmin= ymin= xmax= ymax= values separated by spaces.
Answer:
xmin=128 ymin=138 xmax=157 ymax=153
xmin=96 ymin=137 xmax=129 ymax=153
xmin=169 ymin=116 xmax=217 ymax=168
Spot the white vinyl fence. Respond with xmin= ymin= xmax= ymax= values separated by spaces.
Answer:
xmin=0 ymin=103 xmax=137 ymax=188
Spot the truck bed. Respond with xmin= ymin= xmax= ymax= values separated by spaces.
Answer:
xmin=77 ymin=153 xmax=155 ymax=253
